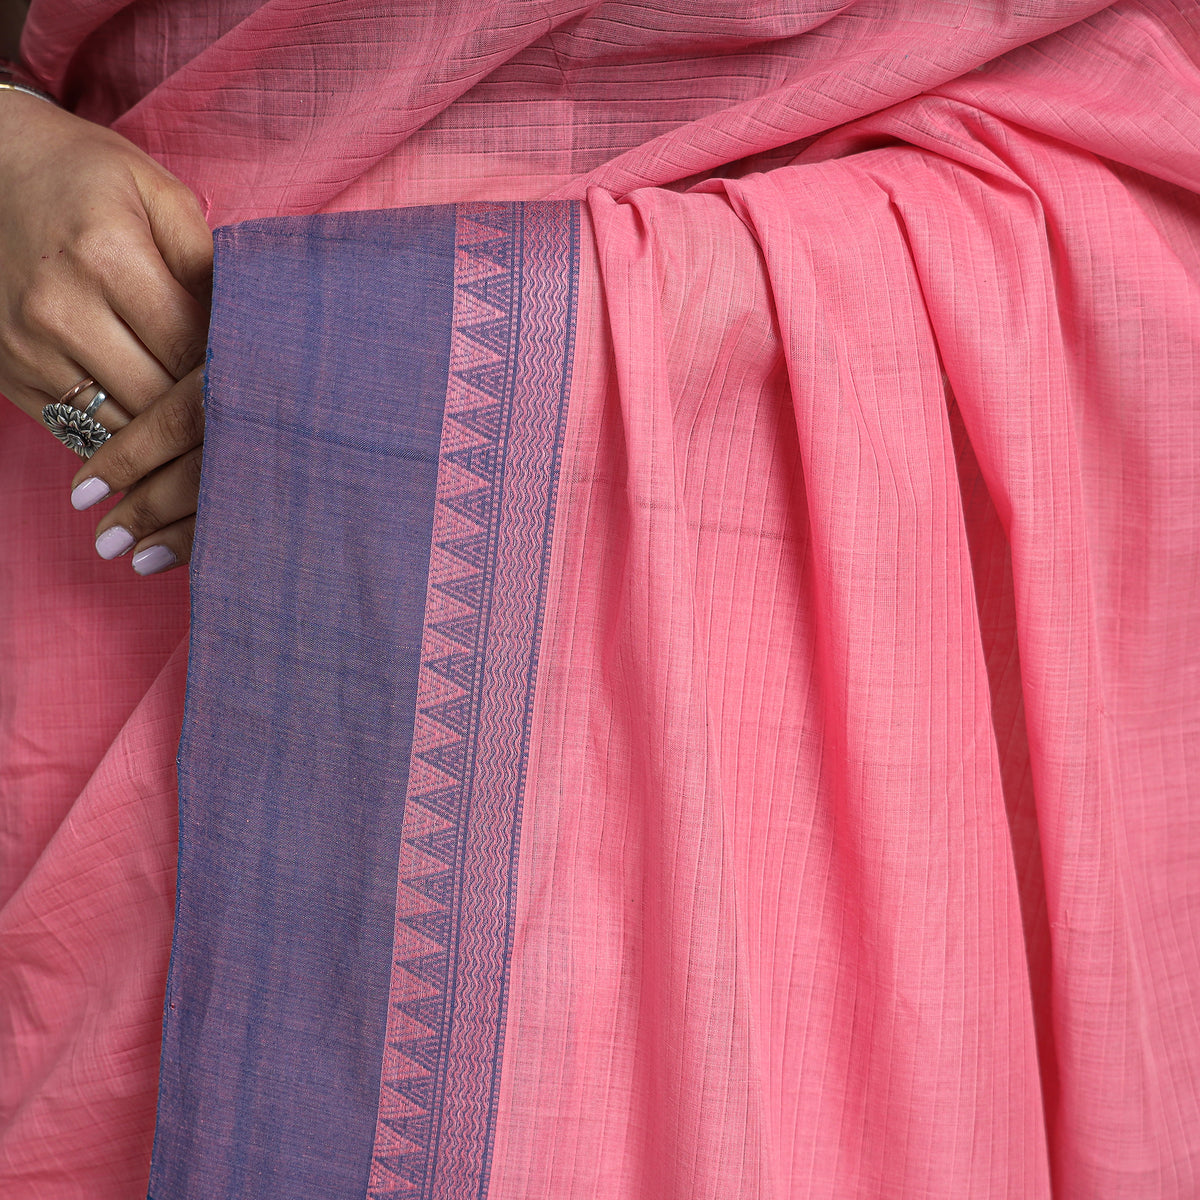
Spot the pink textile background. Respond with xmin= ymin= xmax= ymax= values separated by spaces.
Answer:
xmin=2 ymin=1 xmax=1199 ymax=1196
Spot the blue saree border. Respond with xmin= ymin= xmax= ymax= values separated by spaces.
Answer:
xmin=148 ymin=200 xmax=577 ymax=1200
xmin=367 ymin=202 xmax=578 ymax=1200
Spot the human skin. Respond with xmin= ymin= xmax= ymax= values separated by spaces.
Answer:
xmin=0 ymin=5 xmax=213 ymax=574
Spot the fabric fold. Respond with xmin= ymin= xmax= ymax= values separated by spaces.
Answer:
xmin=2 ymin=3 xmax=1198 ymax=1198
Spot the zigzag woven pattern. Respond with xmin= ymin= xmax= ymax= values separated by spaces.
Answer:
xmin=367 ymin=201 xmax=578 ymax=1200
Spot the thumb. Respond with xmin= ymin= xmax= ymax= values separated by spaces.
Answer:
xmin=140 ymin=167 xmax=215 ymax=308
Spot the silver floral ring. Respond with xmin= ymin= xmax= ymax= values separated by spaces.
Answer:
xmin=42 ymin=382 xmax=112 ymax=459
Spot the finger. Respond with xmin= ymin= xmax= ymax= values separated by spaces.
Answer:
xmin=103 ymin=223 xmax=210 ymax=381
xmin=70 ymin=365 xmax=204 ymax=507
xmin=90 ymin=388 xmax=132 ymax=431
xmin=0 ymin=360 xmax=134 ymax=435
xmin=2 ymin=370 xmax=132 ymax=470
xmin=129 ymin=515 xmax=195 ymax=576
xmin=73 ymin=306 xmax=186 ymax=415
xmin=140 ymin=171 xmax=214 ymax=307
xmin=49 ymin=373 xmax=132 ymax=417
xmin=69 ymin=302 xmax=178 ymax=416
xmin=48 ymin=206 xmax=205 ymax=403
xmin=21 ymin=269 xmax=177 ymax=415
xmin=5 ymin=276 xmax=168 ymax=420
xmin=90 ymin=446 xmax=202 ymax=560
xmin=48 ymin=375 xmax=133 ymax=448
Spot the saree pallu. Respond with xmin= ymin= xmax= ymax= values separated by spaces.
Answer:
xmin=3 ymin=2 xmax=1200 ymax=1197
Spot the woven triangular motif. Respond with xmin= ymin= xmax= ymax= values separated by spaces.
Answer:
xmin=451 ymin=401 xmax=503 ymax=441
xmin=429 ymin=613 xmax=479 ymax=649
xmin=375 ymin=1075 xmax=428 ymax=1119
xmin=425 ymin=651 xmax=476 ymax=690
xmin=461 ymin=204 xmax=514 ymax=234
xmin=459 ymin=314 xmax=511 ymax=357
xmin=384 ymin=1071 xmax=436 ymax=1111
xmin=422 ymin=693 xmax=471 ymax=737
xmin=379 ymin=1111 xmax=433 ymax=1149
xmin=416 ymin=737 xmax=467 ymax=781
xmin=397 ymin=1151 xmax=434 ymax=1189
xmin=391 ymin=1040 xmax=438 ymax=1083
xmin=440 ymin=532 xmax=490 ymax=571
xmin=440 ymin=529 xmax=490 ymax=568
xmin=409 ymin=786 xmax=461 ymax=827
xmin=441 ymin=487 xmax=491 ymax=524
xmin=405 ymin=868 xmax=455 ymax=908
xmin=462 ymin=236 xmax=512 ymax=271
xmin=398 ymin=997 xmax=446 ymax=1034
xmin=434 ymin=573 xmax=485 ymax=610
xmin=373 ymin=1148 xmax=432 ymax=1189
xmin=398 ymin=906 xmax=452 ymax=949
xmin=374 ymin=1142 xmax=421 ymax=1173
xmin=444 ymin=442 xmax=498 ymax=482
xmin=455 ymin=358 xmax=509 ymax=400
xmin=461 ymin=271 xmax=514 ymax=312
xmin=370 ymin=1154 xmax=424 ymax=1199
xmin=402 ymin=949 xmax=450 ymax=987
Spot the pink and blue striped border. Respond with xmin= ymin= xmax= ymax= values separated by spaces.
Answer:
xmin=367 ymin=202 xmax=577 ymax=1200
xmin=149 ymin=200 xmax=577 ymax=1200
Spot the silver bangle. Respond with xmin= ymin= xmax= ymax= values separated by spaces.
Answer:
xmin=0 ymin=81 xmax=58 ymax=106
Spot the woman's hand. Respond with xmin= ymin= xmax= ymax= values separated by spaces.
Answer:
xmin=0 ymin=87 xmax=213 ymax=572
xmin=0 ymin=89 xmax=212 ymax=414
xmin=69 ymin=366 xmax=205 ymax=574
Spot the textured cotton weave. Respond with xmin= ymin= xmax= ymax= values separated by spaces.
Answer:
xmin=2 ymin=2 xmax=1199 ymax=1197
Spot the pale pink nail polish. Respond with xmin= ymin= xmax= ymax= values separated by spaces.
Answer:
xmin=95 ymin=526 xmax=134 ymax=560
xmin=71 ymin=477 xmax=110 ymax=510
xmin=131 ymin=545 xmax=177 ymax=576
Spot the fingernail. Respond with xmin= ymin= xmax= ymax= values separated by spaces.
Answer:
xmin=71 ymin=477 xmax=111 ymax=510
xmin=95 ymin=525 xmax=135 ymax=560
xmin=131 ymin=545 xmax=177 ymax=576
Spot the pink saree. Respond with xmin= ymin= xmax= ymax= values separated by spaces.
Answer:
xmin=2 ymin=2 xmax=1199 ymax=1196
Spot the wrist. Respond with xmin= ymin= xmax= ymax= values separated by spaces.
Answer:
xmin=0 ymin=58 xmax=57 ymax=106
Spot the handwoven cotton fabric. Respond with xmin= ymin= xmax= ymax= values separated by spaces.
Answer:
xmin=2 ymin=2 xmax=1199 ymax=1197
